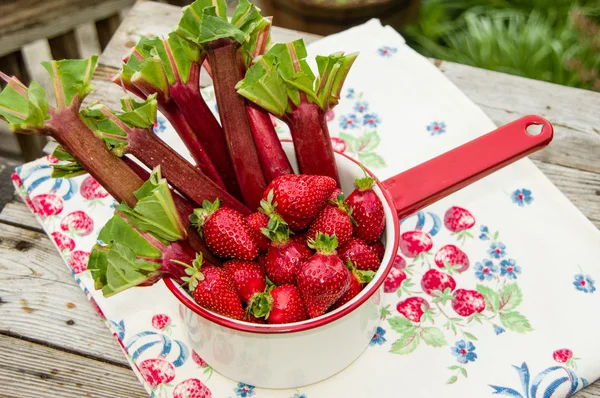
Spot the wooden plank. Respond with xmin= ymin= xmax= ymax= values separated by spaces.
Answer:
xmin=48 ymin=30 xmax=81 ymax=60
xmin=0 ymin=200 xmax=43 ymax=231
xmin=0 ymin=222 xmax=131 ymax=366
xmin=0 ymin=0 xmax=136 ymax=58
xmin=0 ymin=158 xmax=21 ymax=213
xmin=95 ymin=13 xmax=122 ymax=51
xmin=0 ymin=334 xmax=147 ymax=398
xmin=575 ymin=383 xmax=600 ymax=397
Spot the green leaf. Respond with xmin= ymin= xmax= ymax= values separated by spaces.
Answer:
xmin=88 ymin=246 xmax=109 ymax=290
xmin=476 ymin=284 xmax=500 ymax=313
xmin=463 ymin=332 xmax=478 ymax=341
xmin=500 ymin=311 xmax=533 ymax=333
xmin=230 ymin=0 xmax=271 ymax=63
xmin=97 ymin=214 xmax=162 ymax=258
xmin=387 ymin=316 xmax=416 ymax=335
xmin=359 ymin=130 xmax=381 ymax=153
xmin=460 ymin=367 xmax=467 ymax=377
xmin=448 ymin=365 xmax=460 ymax=370
xmin=50 ymin=145 xmax=87 ymax=179
xmin=421 ymin=326 xmax=447 ymax=347
xmin=447 ymin=375 xmax=458 ymax=384
xmin=119 ymin=95 xmax=158 ymax=129
xmin=235 ymin=58 xmax=289 ymax=117
xmin=104 ymin=242 xmax=161 ymax=296
xmin=339 ymin=132 xmax=360 ymax=155
xmin=500 ymin=283 xmax=523 ymax=312
xmin=0 ymin=78 xmax=49 ymax=132
xmin=390 ymin=333 xmax=420 ymax=355
xmin=41 ymin=56 xmax=98 ymax=108
xmin=115 ymin=168 xmax=186 ymax=243
xmin=493 ymin=231 xmax=499 ymax=241
xmin=176 ymin=3 xmax=247 ymax=45
xmin=358 ymin=152 xmax=386 ymax=168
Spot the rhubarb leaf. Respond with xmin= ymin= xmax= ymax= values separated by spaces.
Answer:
xmin=235 ymin=59 xmax=288 ymax=117
xmin=97 ymin=214 xmax=162 ymax=259
xmin=176 ymin=1 xmax=246 ymax=45
xmin=316 ymin=52 xmax=358 ymax=108
xmin=116 ymin=168 xmax=186 ymax=243
xmin=164 ymin=32 xmax=203 ymax=85
xmin=105 ymin=242 xmax=161 ymax=296
xmin=119 ymin=95 xmax=158 ymax=129
xmin=132 ymin=57 xmax=170 ymax=100
xmin=231 ymin=0 xmax=271 ymax=63
xmin=41 ymin=56 xmax=98 ymax=108
xmin=81 ymin=104 xmax=129 ymax=156
xmin=88 ymin=246 xmax=109 ymax=290
xmin=0 ymin=79 xmax=49 ymax=132
xmin=51 ymin=145 xmax=87 ymax=178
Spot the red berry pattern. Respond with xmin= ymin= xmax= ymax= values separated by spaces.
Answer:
xmin=31 ymin=193 xmax=64 ymax=218
xmin=396 ymin=297 xmax=429 ymax=323
xmin=444 ymin=206 xmax=475 ymax=232
xmin=384 ymin=255 xmax=407 ymax=293
xmin=399 ymin=231 xmax=433 ymax=258
xmin=434 ymin=244 xmax=469 ymax=273
xmin=173 ymin=378 xmax=212 ymax=398
xmin=60 ymin=211 xmax=94 ymax=236
xmin=138 ymin=358 xmax=175 ymax=388
xmin=553 ymin=349 xmax=573 ymax=363
xmin=80 ymin=176 xmax=109 ymax=200
xmin=151 ymin=314 xmax=171 ymax=330
xmin=451 ymin=289 xmax=486 ymax=317
xmin=51 ymin=231 xmax=75 ymax=252
xmin=421 ymin=269 xmax=456 ymax=296
xmin=68 ymin=250 xmax=90 ymax=273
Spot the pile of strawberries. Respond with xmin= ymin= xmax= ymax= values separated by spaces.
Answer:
xmin=184 ymin=173 xmax=386 ymax=324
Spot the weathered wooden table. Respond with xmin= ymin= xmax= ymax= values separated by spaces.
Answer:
xmin=1 ymin=1 xmax=599 ymax=397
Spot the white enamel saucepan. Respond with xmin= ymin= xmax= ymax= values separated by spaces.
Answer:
xmin=165 ymin=115 xmax=554 ymax=389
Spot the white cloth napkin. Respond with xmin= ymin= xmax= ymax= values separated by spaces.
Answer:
xmin=13 ymin=19 xmax=600 ymax=397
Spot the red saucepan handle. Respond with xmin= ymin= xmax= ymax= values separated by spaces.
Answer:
xmin=383 ymin=115 xmax=554 ymax=220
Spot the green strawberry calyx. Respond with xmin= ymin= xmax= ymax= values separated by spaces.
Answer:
xmin=355 ymin=166 xmax=375 ymax=192
xmin=261 ymin=215 xmax=290 ymax=245
xmin=328 ymin=194 xmax=356 ymax=226
xmin=308 ymin=232 xmax=338 ymax=255
xmin=346 ymin=259 xmax=376 ymax=284
xmin=189 ymin=199 xmax=221 ymax=233
xmin=247 ymin=285 xmax=274 ymax=319
xmin=177 ymin=253 xmax=206 ymax=291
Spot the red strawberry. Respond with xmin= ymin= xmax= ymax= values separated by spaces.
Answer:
xmin=31 ymin=193 xmax=63 ymax=217
xmin=307 ymin=197 xmax=354 ymax=246
xmin=249 ymin=284 xmax=308 ymax=324
xmin=245 ymin=211 xmax=270 ymax=253
xmin=223 ymin=260 xmax=266 ymax=303
xmin=384 ymin=255 xmax=407 ymax=293
xmin=326 ymin=188 xmax=343 ymax=207
xmin=434 ymin=244 xmax=470 ymax=272
xmin=396 ymin=297 xmax=429 ymax=323
xmin=297 ymin=233 xmax=351 ymax=318
xmin=338 ymin=238 xmax=381 ymax=272
xmin=138 ymin=358 xmax=175 ymax=388
xmin=553 ymin=349 xmax=573 ymax=363
xmin=451 ymin=289 xmax=486 ymax=316
xmin=345 ymin=173 xmax=385 ymax=244
xmin=264 ymin=222 xmax=312 ymax=285
xmin=290 ymin=231 xmax=310 ymax=248
xmin=256 ymin=254 xmax=266 ymax=272
xmin=370 ymin=240 xmax=385 ymax=261
xmin=183 ymin=254 xmax=245 ymax=320
xmin=173 ymin=378 xmax=212 ymax=398
xmin=331 ymin=261 xmax=375 ymax=310
xmin=191 ymin=200 xmax=258 ymax=260
xmin=80 ymin=176 xmax=109 ymax=200
xmin=263 ymin=174 xmax=337 ymax=230
xmin=68 ymin=250 xmax=89 ymax=273
xmin=399 ymin=231 xmax=433 ymax=258
xmin=444 ymin=206 xmax=475 ymax=232
xmin=151 ymin=314 xmax=171 ymax=330
xmin=245 ymin=313 xmax=266 ymax=324
xmin=51 ymin=231 xmax=75 ymax=252
xmin=60 ymin=211 xmax=94 ymax=236
xmin=420 ymin=269 xmax=456 ymax=296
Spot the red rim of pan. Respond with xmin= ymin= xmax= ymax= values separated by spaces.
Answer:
xmin=164 ymin=146 xmax=400 ymax=334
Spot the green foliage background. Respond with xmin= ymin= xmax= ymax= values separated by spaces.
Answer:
xmin=403 ymin=0 xmax=600 ymax=91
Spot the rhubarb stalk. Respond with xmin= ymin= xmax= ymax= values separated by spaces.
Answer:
xmin=175 ymin=0 xmax=267 ymax=209
xmin=236 ymin=39 xmax=358 ymax=186
xmin=115 ymin=33 xmax=240 ymax=196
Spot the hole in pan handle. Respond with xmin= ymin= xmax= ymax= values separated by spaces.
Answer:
xmin=382 ymin=115 xmax=554 ymax=220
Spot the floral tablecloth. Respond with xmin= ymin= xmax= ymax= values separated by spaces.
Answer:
xmin=12 ymin=19 xmax=600 ymax=398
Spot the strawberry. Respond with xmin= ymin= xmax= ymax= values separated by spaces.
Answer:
xmin=451 ymin=289 xmax=485 ymax=317
xmin=263 ymin=221 xmax=312 ymax=286
xmin=183 ymin=254 xmax=245 ymax=320
xmin=444 ymin=206 xmax=475 ymax=232
xmin=245 ymin=313 xmax=266 ymax=324
xmin=338 ymin=238 xmax=381 ymax=272
xmin=344 ymin=173 xmax=385 ymax=244
xmin=138 ymin=358 xmax=175 ymax=388
xmin=297 ymin=233 xmax=351 ymax=318
xmin=68 ymin=250 xmax=90 ymax=273
xmin=370 ymin=240 xmax=385 ymax=261
xmin=553 ymin=349 xmax=573 ymax=363
xmin=31 ymin=193 xmax=63 ymax=218
xmin=223 ymin=260 xmax=266 ymax=304
xmin=290 ymin=231 xmax=310 ymax=248
xmin=256 ymin=254 xmax=266 ymax=272
xmin=151 ymin=314 xmax=171 ymax=330
xmin=307 ymin=196 xmax=354 ymax=246
xmin=397 ymin=297 xmax=429 ymax=323
xmin=331 ymin=261 xmax=375 ymax=310
xmin=263 ymin=174 xmax=337 ymax=230
xmin=420 ymin=269 xmax=456 ymax=296
xmin=246 ymin=211 xmax=271 ymax=253
xmin=384 ymin=255 xmax=407 ymax=293
xmin=61 ymin=210 xmax=94 ymax=237
xmin=173 ymin=378 xmax=212 ymax=398
xmin=434 ymin=244 xmax=470 ymax=273
xmin=80 ymin=176 xmax=109 ymax=200
xmin=399 ymin=231 xmax=432 ymax=258
xmin=326 ymin=188 xmax=343 ymax=207
xmin=191 ymin=199 xmax=258 ymax=260
xmin=249 ymin=284 xmax=308 ymax=324
xmin=51 ymin=231 xmax=75 ymax=252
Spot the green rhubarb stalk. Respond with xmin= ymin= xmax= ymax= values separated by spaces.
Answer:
xmin=115 ymin=33 xmax=238 ymax=195
xmin=175 ymin=0 xmax=267 ymax=209
xmin=0 ymin=56 xmax=144 ymax=207
xmin=236 ymin=39 xmax=358 ymax=186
